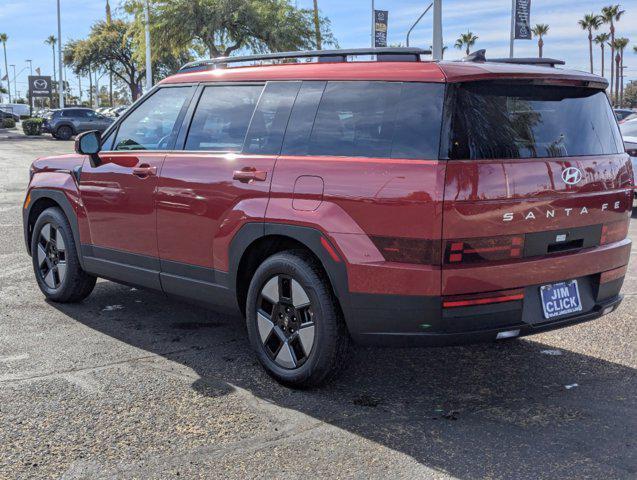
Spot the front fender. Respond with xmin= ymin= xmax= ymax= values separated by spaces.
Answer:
xmin=23 ymin=184 xmax=86 ymax=268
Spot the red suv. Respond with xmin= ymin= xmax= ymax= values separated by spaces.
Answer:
xmin=23 ymin=48 xmax=632 ymax=387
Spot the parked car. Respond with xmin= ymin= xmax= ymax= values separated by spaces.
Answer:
xmin=620 ymin=112 xmax=637 ymax=124
xmin=111 ymin=105 xmax=129 ymax=117
xmin=0 ymin=109 xmax=20 ymax=123
xmin=0 ymin=103 xmax=30 ymax=118
xmin=42 ymin=107 xmax=113 ymax=140
xmin=23 ymin=48 xmax=633 ymax=387
xmin=614 ymin=108 xmax=635 ymax=122
xmin=620 ymin=119 xmax=637 ymax=197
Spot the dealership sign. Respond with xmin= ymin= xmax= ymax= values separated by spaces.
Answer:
xmin=28 ymin=76 xmax=52 ymax=98
xmin=514 ymin=0 xmax=532 ymax=39
xmin=374 ymin=10 xmax=388 ymax=47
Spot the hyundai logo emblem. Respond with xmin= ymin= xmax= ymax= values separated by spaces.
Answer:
xmin=33 ymin=79 xmax=48 ymax=90
xmin=561 ymin=167 xmax=582 ymax=185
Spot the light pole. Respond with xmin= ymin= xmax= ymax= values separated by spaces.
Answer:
xmin=432 ymin=0 xmax=443 ymax=60
xmin=10 ymin=64 xmax=16 ymax=101
xmin=406 ymin=3 xmax=433 ymax=47
xmin=26 ymin=59 xmax=33 ymax=114
xmin=144 ymin=0 xmax=152 ymax=92
xmin=56 ymin=0 xmax=64 ymax=108
xmin=509 ymin=0 xmax=515 ymax=58
xmin=371 ymin=0 xmax=375 ymax=48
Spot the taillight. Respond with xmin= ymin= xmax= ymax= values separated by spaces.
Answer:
xmin=600 ymin=220 xmax=629 ymax=245
xmin=443 ymin=288 xmax=525 ymax=308
xmin=445 ymin=235 xmax=524 ymax=264
xmin=370 ymin=236 xmax=441 ymax=265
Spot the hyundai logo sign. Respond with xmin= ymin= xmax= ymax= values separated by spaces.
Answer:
xmin=561 ymin=167 xmax=583 ymax=185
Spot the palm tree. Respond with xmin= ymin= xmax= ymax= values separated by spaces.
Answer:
xmin=44 ymin=35 xmax=57 ymax=93
xmin=601 ymin=5 xmax=625 ymax=101
xmin=578 ymin=14 xmax=602 ymax=74
xmin=594 ymin=32 xmax=610 ymax=77
xmin=454 ymin=31 xmax=478 ymax=56
xmin=531 ymin=24 xmax=549 ymax=58
xmin=610 ymin=38 xmax=623 ymax=105
xmin=0 ymin=33 xmax=9 ymax=102
xmin=614 ymin=37 xmax=629 ymax=105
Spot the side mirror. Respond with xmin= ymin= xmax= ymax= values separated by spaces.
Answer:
xmin=75 ymin=130 xmax=102 ymax=167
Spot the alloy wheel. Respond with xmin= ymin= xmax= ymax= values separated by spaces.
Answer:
xmin=256 ymin=275 xmax=315 ymax=369
xmin=36 ymin=223 xmax=67 ymax=289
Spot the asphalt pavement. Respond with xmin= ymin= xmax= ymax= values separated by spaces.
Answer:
xmin=0 ymin=133 xmax=635 ymax=479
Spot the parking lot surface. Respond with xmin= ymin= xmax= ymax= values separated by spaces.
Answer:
xmin=0 ymin=135 xmax=635 ymax=479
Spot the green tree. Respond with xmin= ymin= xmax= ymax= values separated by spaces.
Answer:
xmin=601 ymin=5 xmax=625 ymax=100
xmin=134 ymin=0 xmax=337 ymax=59
xmin=594 ymin=32 xmax=610 ymax=78
xmin=66 ymin=20 xmax=145 ymax=101
xmin=623 ymin=80 xmax=636 ymax=108
xmin=454 ymin=31 xmax=478 ymax=56
xmin=578 ymin=13 xmax=602 ymax=74
xmin=531 ymin=24 xmax=549 ymax=58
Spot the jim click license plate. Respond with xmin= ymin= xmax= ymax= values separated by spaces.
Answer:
xmin=540 ymin=280 xmax=583 ymax=319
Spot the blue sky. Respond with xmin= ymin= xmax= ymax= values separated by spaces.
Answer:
xmin=1 ymin=0 xmax=635 ymax=99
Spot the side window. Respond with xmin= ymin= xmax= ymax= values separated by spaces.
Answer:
xmin=281 ymin=81 xmax=326 ymax=155
xmin=391 ymin=83 xmax=444 ymax=159
xmin=243 ymin=81 xmax=301 ymax=155
xmin=113 ymin=87 xmax=193 ymax=151
xmin=185 ymin=85 xmax=263 ymax=152
xmin=308 ymin=81 xmax=402 ymax=158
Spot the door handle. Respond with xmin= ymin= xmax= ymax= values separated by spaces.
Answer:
xmin=233 ymin=168 xmax=267 ymax=183
xmin=132 ymin=164 xmax=157 ymax=178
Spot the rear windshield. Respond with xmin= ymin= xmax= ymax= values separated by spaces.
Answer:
xmin=445 ymin=83 xmax=623 ymax=160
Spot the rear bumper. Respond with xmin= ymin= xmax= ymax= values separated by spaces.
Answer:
xmin=351 ymin=293 xmax=623 ymax=347
xmin=341 ymin=265 xmax=627 ymax=346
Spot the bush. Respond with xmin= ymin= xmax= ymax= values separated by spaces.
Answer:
xmin=2 ymin=118 xmax=16 ymax=129
xmin=22 ymin=118 xmax=43 ymax=136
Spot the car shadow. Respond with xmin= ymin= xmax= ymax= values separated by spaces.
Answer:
xmin=51 ymin=280 xmax=636 ymax=479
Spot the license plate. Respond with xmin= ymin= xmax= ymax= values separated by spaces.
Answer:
xmin=540 ymin=280 xmax=583 ymax=319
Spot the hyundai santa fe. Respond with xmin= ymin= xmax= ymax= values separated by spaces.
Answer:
xmin=23 ymin=48 xmax=633 ymax=387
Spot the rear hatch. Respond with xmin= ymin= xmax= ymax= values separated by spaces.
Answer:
xmin=438 ymin=76 xmax=632 ymax=298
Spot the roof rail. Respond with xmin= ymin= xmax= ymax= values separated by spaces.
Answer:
xmin=178 ymin=47 xmax=431 ymax=73
xmin=459 ymin=49 xmax=565 ymax=68
xmin=489 ymin=57 xmax=566 ymax=67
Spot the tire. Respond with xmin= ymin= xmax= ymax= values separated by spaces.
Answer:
xmin=31 ymin=207 xmax=96 ymax=303
xmin=55 ymin=125 xmax=73 ymax=140
xmin=246 ymin=250 xmax=349 ymax=388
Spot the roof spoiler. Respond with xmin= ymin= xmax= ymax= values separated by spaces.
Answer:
xmin=179 ymin=48 xmax=431 ymax=73
xmin=460 ymin=49 xmax=565 ymax=68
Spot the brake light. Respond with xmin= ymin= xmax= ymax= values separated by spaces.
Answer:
xmin=445 ymin=235 xmax=524 ymax=264
xmin=370 ymin=236 xmax=441 ymax=265
xmin=600 ymin=220 xmax=629 ymax=245
xmin=443 ymin=289 xmax=525 ymax=308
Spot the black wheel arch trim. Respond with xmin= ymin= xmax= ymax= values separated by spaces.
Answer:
xmin=24 ymin=189 xmax=85 ymax=269
xmin=228 ymin=222 xmax=350 ymax=308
